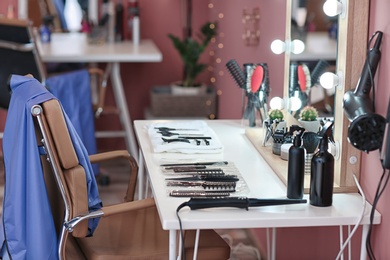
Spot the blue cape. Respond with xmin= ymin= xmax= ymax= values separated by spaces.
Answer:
xmin=0 ymin=75 xmax=102 ymax=259
xmin=46 ymin=69 xmax=99 ymax=175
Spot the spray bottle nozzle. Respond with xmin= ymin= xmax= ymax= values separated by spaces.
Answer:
xmin=289 ymin=125 xmax=305 ymax=136
xmin=318 ymin=121 xmax=334 ymax=143
xmin=288 ymin=125 xmax=305 ymax=147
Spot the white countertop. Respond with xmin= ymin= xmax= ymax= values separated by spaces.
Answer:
xmin=134 ymin=120 xmax=380 ymax=231
xmin=37 ymin=32 xmax=162 ymax=63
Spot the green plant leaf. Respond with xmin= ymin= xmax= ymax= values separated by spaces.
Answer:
xmin=168 ymin=21 xmax=217 ymax=87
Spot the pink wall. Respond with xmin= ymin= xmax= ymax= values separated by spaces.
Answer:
xmin=0 ymin=1 xmax=16 ymax=18
xmin=2 ymin=0 xmax=390 ymax=258
xmin=210 ymin=0 xmax=286 ymax=119
xmin=361 ymin=0 xmax=390 ymax=259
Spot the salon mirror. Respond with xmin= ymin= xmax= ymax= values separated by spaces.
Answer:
xmin=251 ymin=0 xmax=368 ymax=193
xmin=285 ymin=0 xmax=338 ymax=118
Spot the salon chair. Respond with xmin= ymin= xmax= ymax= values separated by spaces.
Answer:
xmin=0 ymin=75 xmax=230 ymax=259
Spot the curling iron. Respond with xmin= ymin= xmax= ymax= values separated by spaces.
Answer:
xmin=178 ymin=197 xmax=307 ymax=211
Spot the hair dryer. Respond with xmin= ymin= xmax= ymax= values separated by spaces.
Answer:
xmin=343 ymin=31 xmax=385 ymax=152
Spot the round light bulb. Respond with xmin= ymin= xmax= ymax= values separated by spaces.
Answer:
xmin=270 ymin=97 xmax=285 ymax=110
xmin=271 ymin=39 xmax=286 ymax=55
xmin=320 ymin=71 xmax=344 ymax=89
xmin=291 ymin=39 xmax=305 ymax=54
xmin=289 ymin=96 xmax=302 ymax=112
xmin=320 ymin=72 xmax=338 ymax=89
xmin=323 ymin=0 xmax=343 ymax=17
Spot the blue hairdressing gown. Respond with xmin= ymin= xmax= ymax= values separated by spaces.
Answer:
xmin=0 ymin=75 xmax=102 ymax=259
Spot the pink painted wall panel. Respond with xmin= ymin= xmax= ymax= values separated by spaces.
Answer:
xmin=360 ymin=0 xmax=390 ymax=259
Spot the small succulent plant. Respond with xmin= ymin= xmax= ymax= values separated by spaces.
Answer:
xmin=268 ymin=109 xmax=284 ymax=121
xmin=299 ymin=106 xmax=319 ymax=121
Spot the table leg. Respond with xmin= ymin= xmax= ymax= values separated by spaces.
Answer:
xmin=137 ymin=148 xmax=144 ymax=199
xmin=339 ymin=226 xmax=345 ymax=260
xmin=193 ymin=229 xmax=200 ymax=260
xmin=360 ymin=224 xmax=368 ymax=260
xmin=266 ymin=228 xmax=276 ymax=260
xmin=169 ymin=230 xmax=177 ymax=260
xmin=110 ymin=62 xmax=138 ymax=161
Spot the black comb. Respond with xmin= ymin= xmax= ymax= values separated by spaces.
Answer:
xmin=226 ymin=59 xmax=246 ymax=89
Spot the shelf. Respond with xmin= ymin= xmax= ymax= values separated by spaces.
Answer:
xmin=245 ymin=128 xmax=358 ymax=194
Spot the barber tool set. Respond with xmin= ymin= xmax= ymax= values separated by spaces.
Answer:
xmin=159 ymin=161 xmax=249 ymax=197
xmin=147 ymin=121 xmax=223 ymax=153
xmin=225 ymin=59 xmax=270 ymax=127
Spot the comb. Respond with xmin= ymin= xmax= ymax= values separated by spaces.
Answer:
xmin=169 ymin=190 xmax=231 ymax=197
xmin=166 ymin=181 xmax=237 ymax=191
xmin=226 ymin=59 xmax=246 ymax=89
xmin=172 ymin=169 xmax=225 ymax=175
xmin=166 ymin=174 xmax=239 ymax=182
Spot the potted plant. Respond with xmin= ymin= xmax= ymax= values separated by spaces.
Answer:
xmin=299 ymin=106 xmax=320 ymax=133
xmin=168 ymin=21 xmax=217 ymax=94
xmin=268 ymin=108 xmax=286 ymax=131
xmin=268 ymin=109 xmax=284 ymax=121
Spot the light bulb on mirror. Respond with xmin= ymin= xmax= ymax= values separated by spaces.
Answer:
xmin=288 ymin=96 xmax=302 ymax=112
xmin=270 ymin=97 xmax=285 ymax=110
xmin=323 ymin=0 xmax=346 ymax=18
xmin=319 ymin=71 xmax=343 ymax=89
xmin=270 ymin=39 xmax=286 ymax=55
xmin=291 ymin=39 xmax=305 ymax=54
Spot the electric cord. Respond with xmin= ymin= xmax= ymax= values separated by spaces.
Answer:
xmin=367 ymin=31 xmax=381 ymax=113
xmin=176 ymin=201 xmax=189 ymax=260
xmin=364 ymin=30 xmax=387 ymax=260
xmin=366 ymin=166 xmax=390 ymax=260
xmin=335 ymin=174 xmax=366 ymax=260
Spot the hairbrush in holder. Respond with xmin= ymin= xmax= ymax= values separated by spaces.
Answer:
xmin=226 ymin=60 xmax=270 ymax=127
xmin=226 ymin=59 xmax=246 ymax=89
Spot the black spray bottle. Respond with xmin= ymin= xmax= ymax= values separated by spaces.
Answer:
xmin=287 ymin=126 xmax=305 ymax=199
xmin=310 ymin=121 xmax=334 ymax=207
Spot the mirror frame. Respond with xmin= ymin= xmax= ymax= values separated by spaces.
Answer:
xmin=333 ymin=0 xmax=369 ymax=189
xmin=283 ymin=0 xmax=369 ymax=191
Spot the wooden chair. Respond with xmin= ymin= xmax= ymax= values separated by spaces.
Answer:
xmin=1 ymin=75 xmax=230 ymax=259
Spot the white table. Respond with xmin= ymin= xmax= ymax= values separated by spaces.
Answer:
xmin=134 ymin=120 xmax=381 ymax=260
xmin=37 ymin=32 xmax=163 ymax=160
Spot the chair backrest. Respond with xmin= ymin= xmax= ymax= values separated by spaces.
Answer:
xmin=32 ymin=99 xmax=92 ymax=258
xmin=0 ymin=17 xmax=46 ymax=108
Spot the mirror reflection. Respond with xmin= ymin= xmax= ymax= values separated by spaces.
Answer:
xmin=288 ymin=0 xmax=337 ymax=118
